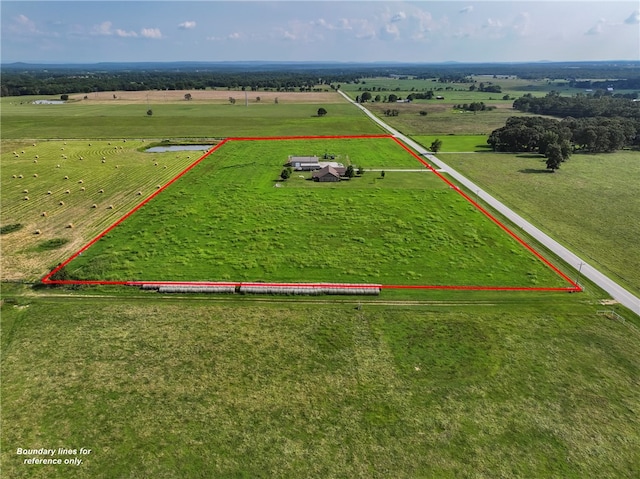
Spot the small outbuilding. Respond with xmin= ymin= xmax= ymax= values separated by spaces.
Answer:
xmin=287 ymin=155 xmax=320 ymax=171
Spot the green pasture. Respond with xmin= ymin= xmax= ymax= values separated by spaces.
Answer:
xmin=441 ymin=151 xmax=640 ymax=296
xmin=2 ymin=291 xmax=639 ymax=478
xmin=412 ymin=135 xmax=490 ymax=152
xmin=0 ymin=98 xmax=381 ymax=139
xmin=0 ymin=139 xmax=204 ymax=280
xmin=62 ymin=137 xmax=571 ymax=289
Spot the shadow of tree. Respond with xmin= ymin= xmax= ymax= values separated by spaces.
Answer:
xmin=519 ymin=169 xmax=553 ymax=174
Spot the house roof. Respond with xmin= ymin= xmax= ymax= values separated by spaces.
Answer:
xmin=312 ymin=165 xmax=341 ymax=178
xmin=289 ymin=156 xmax=319 ymax=163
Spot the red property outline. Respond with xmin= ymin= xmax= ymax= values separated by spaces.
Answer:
xmin=42 ymin=134 xmax=581 ymax=292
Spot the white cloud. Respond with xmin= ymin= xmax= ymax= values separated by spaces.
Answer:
xmin=483 ymin=18 xmax=503 ymax=29
xmin=459 ymin=6 xmax=474 ymax=14
xmin=91 ymin=21 xmax=113 ymax=36
xmin=380 ymin=22 xmax=400 ymax=41
xmin=391 ymin=11 xmax=406 ymax=23
xmin=510 ymin=12 xmax=531 ymax=37
xmin=115 ymin=29 xmax=137 ymax=38
xmin=586 ymin=18 xmax=606 ymax=35
xmin=141 ymin=28 xmax=162 ymax=39
xmin=228 ymin=32 xmax=241 ymax=40
xmin=178 ymin=21 xmax=196 ymax=30
xmin=624 ymin=10 xmax=640 ymax=24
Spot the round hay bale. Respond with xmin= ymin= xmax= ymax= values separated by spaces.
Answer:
xmin=89 ymin=143 xmax=92 ymax=146
xmin=80 ymin=187 xmax=85 ymax=191
xmin=35 ymin=155 xmax=39 ymax=158
xmin=98 ymin=189 xmax=104 ymax=193
xmin=23 ymin=189 xmax=28 ymax=193
xmin=115 ymin=165 xmax=119 ymax=169
xmin=156 ymin=185 xmax=161 ymax=189
xmin=33 ymin=174 xmax=38 ymax=177
xmin=101 ymin=159 xmax=106 ymax=163
xmin=107 ymin=205 xmax=114 ymax=209
xmin=154 ymin=162 xmax=158 ymax=166
xmin=79 ymin=156 xmax=84 ymax=160
xmin=24 ymin=196 xmax=29 ymax=201
xmin=102 ymin=156 xmax=106 ymax=160
xmin=64 ymin=176 xmax=69 ymax=180
xmin=108 ymin=142 xmax=111 ymax=145
xmin=33 ymin=143 xmax=36 ymax=147
xmin=163 ymin=165 xmax=167 ymax=169
xmin=47 ymin=191 xmax=52 ymax=195
xmin=41 ymin=212 xmax=47 ymax=217
xmin=65 ymin=190 xmax=70 ymax=194
xmin=59 ymin=201 xmax=65 ymax=206
xmin=34 ymin=229 xmax=41 ymax=235
xmin=66 ymin=223 xmax=73 ymax=228
xmin=56 ymin=164 xmax=61 ymax=168
xmin=137 ymin=191 xmax=142 ymax=195
xmin=18 ymin=174 xmax=23 ymax=178
xmin=33 ymin=159 xmax=38 ymax=163
xmin=21 ymin=150 xmax=25 ymax=154
xmin=78 ymin=179 xmax=83 ymax=184
xmin=12 ymin=175 xmax=17 ymax=179
xmin=91 ymin=204 xmax=97 ymax=208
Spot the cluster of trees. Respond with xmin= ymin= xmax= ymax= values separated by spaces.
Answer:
xmin=383 ymin=109 xmax=400 ymax=117
xmin=469 ymin=82 xmax=502 ymax=93
xmin=513 ymin=91 xmax=640 ymax=119
xmin=453 ymin=102 xmax=496 ymax=112
xmin=488 ymin=114 xmax=638 ymax=169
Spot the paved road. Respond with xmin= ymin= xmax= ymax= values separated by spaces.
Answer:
xmin=339 ymin=90 xmax=640 ymax=315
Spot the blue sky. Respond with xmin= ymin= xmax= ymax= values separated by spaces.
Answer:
xmin=2 ymin=1 xmax=639 ymax=63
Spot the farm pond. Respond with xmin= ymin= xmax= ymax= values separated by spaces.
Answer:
xmin=145 ymin=145 xmax=213 ymax=153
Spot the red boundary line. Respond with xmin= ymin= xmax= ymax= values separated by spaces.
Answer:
xmin=42 ymin=135 xmax=580 ymax=292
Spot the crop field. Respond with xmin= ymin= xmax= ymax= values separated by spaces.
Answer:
xmin=441 ymin=151 xmax=640 ymax=297
xmin=1 ymin=93 xmax=381 ymax=139
xmin=2 ymin=291 xmax=639 ymax=479
xmin=0 ymin=139 xmax=208 ymax=280
xmin=52 ymin=136 xmax=574 ymax=290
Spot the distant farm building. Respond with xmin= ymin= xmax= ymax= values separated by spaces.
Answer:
xmin=287 ymin=155 xmax=320 ymax=171
xmin=313 ymin=166 xmax=341 ymax=182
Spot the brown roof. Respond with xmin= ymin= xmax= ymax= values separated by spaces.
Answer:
xmin=312 ymin=165 xmax=340 ymax=179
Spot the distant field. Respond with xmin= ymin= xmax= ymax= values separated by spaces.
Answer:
xmin=2 ymin=292 xmax=639 ymax=479
xmin=59 ymin=137 xmax=572 ymax=289
xmin=1 ymin=93 xmax=381 ymax=139
xmin=412 ymin=135 xmax=490 ymax=152
xmin=441 ymin=151 xmax=640 ymax=296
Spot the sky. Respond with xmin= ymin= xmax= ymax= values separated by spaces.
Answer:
xmin=1 ymin=1 xmax=639 ymax=64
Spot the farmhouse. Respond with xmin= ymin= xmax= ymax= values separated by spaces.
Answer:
xmin=312 ymin=165 xmax=341 ymax=182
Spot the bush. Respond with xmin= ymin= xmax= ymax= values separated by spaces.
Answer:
xmin=0 ymin=223 xmax=23 ymax=235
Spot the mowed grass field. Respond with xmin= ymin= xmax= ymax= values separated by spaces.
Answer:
xmin=441 ymin=151 xmax=640 ymax=297
xmin=1 ymin=139 xmax=207 ymax=280
xmin=2 ymin=291 xmax=639 ymax=479
xmin=1 ymin=93 xmax=382 ymax=139
xmin=60 ymin=137 xmax=571 ymax=289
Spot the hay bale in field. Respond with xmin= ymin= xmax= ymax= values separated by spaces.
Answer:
xmin=12 ymin=175 xmax=17 ymax=179
xmin=79 ymin=156 xmax=84 ymax=160
xmin=137 ymin=191 xmax=142 ymax=195
xmin=78 ymin=179 xmax=83 ymax=184
xmin=65 ymin=190 xmax=70 ymax=194
xmin=23 ymin=189 xmax=28 ymax=193
xmin=80 ymin=187 xmax=85 ymax=191
xmin=154 ymin=162 xmax=158 ymax=166
xmin=23 ymin=196 xmax=29 ymax=201
xmin=101 ymin=160 xmax=106 ymax=163
xmin=102 ymin=156 xmax=106 ymax=160
xmin=47 ymin=191 xmax=52 ymax=195
xmin=59 ymin=201 xmax=65 ymax=206
xmin=34 ymin=229 xmax=41 ymax=235
xmin=99 ymin=189 xmax=104 ymax=193
xmin=33 ymin=159 xmax=38 ymax=163
xmin=66 ymin=223 xmax=73 ymax=228
xmin=33 ymin=174 xmax=38 ymax=177
xmin=41 ymin=212 xmax=47 ymax=217
xmin=91 ymin=204 xmax=97 ymax=208
xmin=33 ymin=143 xmax=36 ymax=147
xmin=115 ymin=165 xmax=119 ymax=169
xmin=107 ymin=205 xmax=114 ymax=209
xmin=163 ymin=165 xmax=167 ymax=169
xmin=156 ymin=185 xmax=161 ymax=189
xmin=56 ymin=164 xmax=61 ymax=168
xmin=64 ymin=176 xmax=69 ymax=180
xmin=21 ymin=150 xmax=25 ymax=154
xmin=18 ymin=175 xmax=23 ymax=178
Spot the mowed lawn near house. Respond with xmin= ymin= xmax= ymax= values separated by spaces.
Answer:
xmin=0 ymin=92 xmax=382 ymax=139
xmin=441 ymin=151 xmax=640 ymax=297
xmin=59 ymin=137 xmax=573 ymax=289
xmin=2 ymin=293 xmax=639 ymax=479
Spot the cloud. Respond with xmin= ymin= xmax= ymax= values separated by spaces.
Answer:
xmin=624 ymin=10 xmax=640 ymax=24
xmin=141 ymin=28 xmax=162 ymax=39
xmin=14 ymin=14 xmax=38 ymax=33
xmin=380 ymin=22 xmax=400 ymax=40
xmin=178 ymin=21 xmax=196 ymax=30
xmin=390 ymin=11 xmax=406 ymax=23
xmin=586 ymin=18 xmax=606 ymax=35
xmin=459 ymin=6 xmax=474 ymax=14
xmin=228 ymin=32 xmax=241 ymax=40
xmin=483 ymin=18 xmax=503 ymax=29
xmin=115 ymin=29 xmax=138 ymax=38
xmin=91 ymin=21 xmax=113 ymax=36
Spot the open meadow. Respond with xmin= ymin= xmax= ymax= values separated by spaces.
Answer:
xmin=58 ymin=137 xmax=572 ymax=289
xmin=1 ymin=87 xmax=639 ymax=479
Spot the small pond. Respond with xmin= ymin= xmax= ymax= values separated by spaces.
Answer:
xmin=145 ymin=145 xmax=213 ymax=153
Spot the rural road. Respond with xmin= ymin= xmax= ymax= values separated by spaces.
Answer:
xmin=338 ymin=90 xmax=640 ymax=316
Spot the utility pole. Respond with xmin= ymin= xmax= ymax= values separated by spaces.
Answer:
xmin=575 ymin=262 xmax=585 ymax=286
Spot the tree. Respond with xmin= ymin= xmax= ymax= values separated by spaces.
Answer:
xmin=374 ymin=94 xmax=381 ymax=102
xmin=60 ymin=94 xmax=69 ymax=101
xmin=388 ymin=94 xmax=398 ymax=102
xmin=345 ymin=165 xmax=355 ymax=178
xmin=280 ymin=168 xmax=291 ymax=180
xmin=317 ymin=107 xmax=327 ymax=117
xmin=381 ymin=170 xmax=386 ymax=179
xmin=430 ymin=139 xmax=442 ymax=153
xmin=146 ymin=109 xmax=153 ymax=116
xmin=184 ymin=93 xmax=192 ymax=101
xmin=545 ymin=143 xmax=563 ymax=172
xmin=360 ymin=91 xmax=372 ymax=102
